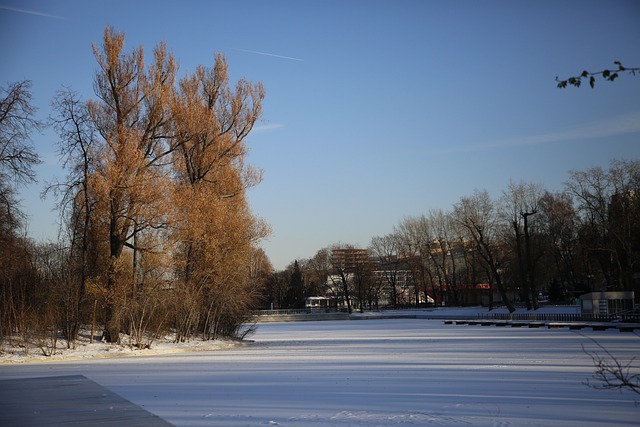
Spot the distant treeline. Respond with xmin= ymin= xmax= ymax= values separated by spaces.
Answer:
xmin=267 ymin=159 xmax=640 ymax=314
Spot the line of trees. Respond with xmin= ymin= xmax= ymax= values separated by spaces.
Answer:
xmin=268 ymin=160 xmax=640 ymax=313
xmin=1 ymin=27 xmax=273 ymax=352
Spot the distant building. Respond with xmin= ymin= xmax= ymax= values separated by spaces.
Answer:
xmin=331 ymin=248 xmax=369 ymax=270
xmin=304 ymin=296 xmax=337 ymax=309
xmin=580 ymin=291 xmax=634 ymax=316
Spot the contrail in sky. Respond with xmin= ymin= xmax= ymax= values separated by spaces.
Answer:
xmin=0 ymin=5 xmax=65 ymax=19
xmin=231 ymin=47 xmax=304 ymax=62
xmin=253 ymin=123 xmax=285 ymax=133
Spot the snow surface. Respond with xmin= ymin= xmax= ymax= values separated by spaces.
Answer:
xmin=1 ymin=308 xmax=638 ymax=426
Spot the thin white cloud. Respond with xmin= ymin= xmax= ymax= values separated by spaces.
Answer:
xmin=0 ymin=5 xmax=65 ymax=19
xmin=231 ymin=47 xmax=304 ymax=62
xmin=504 ymin=111 xmax=640 ymax=147
xmin=440 ymin=110 xmax=640 ymax=154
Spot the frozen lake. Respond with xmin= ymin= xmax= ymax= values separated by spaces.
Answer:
xmin=1 ymin=318 xmax=638 ymax=426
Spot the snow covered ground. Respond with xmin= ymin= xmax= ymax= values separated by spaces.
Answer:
xmin=1 ymin=309 xmax=638 ymax=426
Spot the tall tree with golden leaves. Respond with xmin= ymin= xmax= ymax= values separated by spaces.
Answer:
xmin=88 ymin=27 xmax=177 ymax=342
xmin=170 ymin=53 xmax=268 ymax=340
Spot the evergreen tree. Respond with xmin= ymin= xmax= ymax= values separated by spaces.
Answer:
xmin=286 ymin=260 xmax=305 ymax=309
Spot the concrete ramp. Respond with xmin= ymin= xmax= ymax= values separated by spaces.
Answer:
xmin=0 ymin=375 xmax=172 ymax=426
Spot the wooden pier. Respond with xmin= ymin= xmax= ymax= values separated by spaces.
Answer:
xmin=444 ymin=319 xmax=640 ymax=332
xmin=0 ymin=375 xmax=173 ymax=426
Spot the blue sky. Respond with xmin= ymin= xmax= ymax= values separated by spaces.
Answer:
xmin=1 ymin=1 xmax=639 ymax=270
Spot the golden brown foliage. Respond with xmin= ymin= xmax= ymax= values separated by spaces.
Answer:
xmin=167 ymin=52 xmax=267 ymax=340
xmin=2 ymin=27 xmax=269 ymax=347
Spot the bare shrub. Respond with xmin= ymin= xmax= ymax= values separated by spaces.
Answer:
xmin=31 ymin=308 xmax=60 ymax=357
xmin=123 ymin=283 xmax=171 ymax=349
xmin=581 ymin=333 xmax=640 ymax=399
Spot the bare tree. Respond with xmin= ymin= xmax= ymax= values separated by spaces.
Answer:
xmin=606 ymin=160 xmax=640 ymax=293
xmin=249 ymin=246 xmax=273 ymax=307
xmin=429 ymin=209 xmax=462 ymax=306
xmin=538 ymin=191 xmax=582 ymax=301
xmin=369 ymin=235 xmax=403 ymax=308
xmin=306 ymin=248 xmax=333 ymax=297
xmin=453 ymin=189 xmax=516 ymax=313
xmin=0 ymin=80 xmax=42 ymax=241
xmin=330 ymin=246 xmax=355 ymax=313
xmin=501 ymin=180 xmax=545 ymax=310
xmin=0 ymin=80 xmax=41 ymax=185
xmin=46 ymin=88 xmax=98 ymax=340
xmin=307 ymin=244 xmax=367 ymax=314
xmin=265 ymin=269 xmax=291 ymax=310
xmin=394 ymin=216 xmax=434 ymax=306
xmin=581 ymin=333 xmax=640 ymax=398
xmin=566 ymin=160 xmax=640 ymax=293
xmin=0 ymin=80 xmax=42 ymax=343
xmin=349 ymin=254 xmax=374 ymax=313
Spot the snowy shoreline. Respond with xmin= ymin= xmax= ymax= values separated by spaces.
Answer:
xmin=1 ymin=306 xmax=582 ymax=364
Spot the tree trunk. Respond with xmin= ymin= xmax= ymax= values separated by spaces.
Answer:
xmin=493 ymin=270 xmax=516 ymax=313
xmin=340 ymin=272 xmax=352 ymax=314
xmin=513 ymin=220 xmax=532 ymax=310
xmin=523 ymin=212 xmax=539 ymax=310
xmin=103 ymin=226 xmax=124 ymax=343
xmin=103 ymin=256 xmax=119 ymax=343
